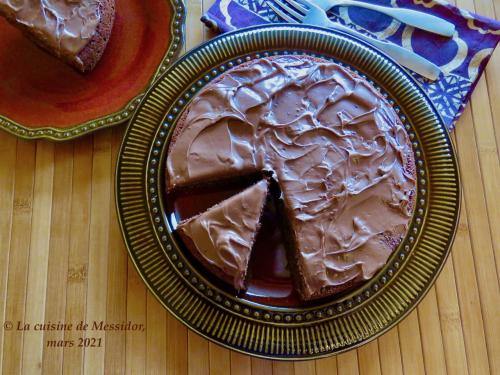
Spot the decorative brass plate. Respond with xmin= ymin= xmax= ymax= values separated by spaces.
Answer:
xmin=116 ymin=25 xmax=460 ymax=359
xmin=0 ymin=0 xmax=185 ymax=141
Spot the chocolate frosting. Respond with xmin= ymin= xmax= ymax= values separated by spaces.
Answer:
xmin=168 ymin=56 xmax=416 ymax=299
xmin=177 ymin=180 xmax=268 ymax=291
xmin=0 ymin=0 xmax=100 ymax=67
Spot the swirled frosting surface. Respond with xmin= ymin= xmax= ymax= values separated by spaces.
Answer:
xmin=0 ymin=0 xmax=100 ymax=63
xmin=177 ymin=180 xmax=269 ymax=290
xmin=168 ymin=56 xmax=416 ymax=299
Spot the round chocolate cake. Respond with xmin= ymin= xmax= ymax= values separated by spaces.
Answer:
xmin=167 ymin=55 xmax=416 ymax=301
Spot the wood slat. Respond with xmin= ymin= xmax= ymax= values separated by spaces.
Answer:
xmin=336 ymin=349 xmax=359 ymax=375
xmin=187 ymin=0 xmax=204 ymax=52
xmin=417 ymin=287 xmax=447 ymax=375
xmin=377 ymin=328 xmax=404 ymax=375
xmin=209 ymin=343 xmax=231 ymax=374
xmin=63 ymin=135 xmax=93 ymax=375
xmin=166 ymin=313 xmax=188 ymax=375
xmin=2 ymin=140 xmax=36 ymax=375
xmin=230 ymin=352 xmax=251 ymax=375
xmin=485 ymin=48 xmax=500 ymax=162
xmin=251 ymin=358 xmax=273 ymax=375
xmin=41 ymin=142 xmax=73 ymax=375
xmin=357 ymin=340 xmax=382 ymax=375
xmin=398 ymin=310 xmax=426 ymax=375
xmin=146 ymin=294 xmax=167 ymax=375
xmin=83 ymin=130 xmax=113 ymax=375
xmin=448 ymin=194 xmax=490 ymax=375
xmin=125 ymin=257 xmax=147 ymax=375
xmin=294 ymin=360 xmax=316 ymax=374
xmin=273 ymin=361 xmax=294 ymax=375
xmin=434 ymin=258 xmax=469 ymax=375
xmin=188 ymin=331 xmax=209 ymax=375
xmin=104 ymin=129 xmax=128 ymax=375
xmin=315 ymin=356 xmax=338 ymax=375
xmin=21 ymin=140 xmax=54 ymax=375
xmin=0 ymin=132 xmax=17 ymax=374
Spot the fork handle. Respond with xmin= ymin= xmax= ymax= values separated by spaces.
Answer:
xmin=337 ymin=0 xmax=455 ymax=37
xmin=322 ymin=20 xmax=441 ymax=80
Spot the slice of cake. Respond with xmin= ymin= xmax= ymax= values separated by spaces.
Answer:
xmin=176 ymin=180 xmax=269 ymax=291
xmin=0 ymin=0 xmax=115 ymax=73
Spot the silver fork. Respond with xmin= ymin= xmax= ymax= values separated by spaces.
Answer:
xmin=267 ymin=0 xmax=441 ymax=80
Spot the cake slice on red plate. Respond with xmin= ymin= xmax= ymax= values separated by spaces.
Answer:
xmin=0 ymin=0 xmax=115 ymax=73
xmin=176 ymin=180 xmax=269 ymax=292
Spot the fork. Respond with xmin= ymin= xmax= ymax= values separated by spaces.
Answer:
xmin=312 ymin=0 xmax=455 ymax=37
xmin=267 ymin=0 xmax=442 ymax=80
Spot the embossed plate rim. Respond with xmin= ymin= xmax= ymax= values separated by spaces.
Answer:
xmin=116 ymin=24 xmax=460 ymax=359
xmin=0 ymin=0 xmax=185 ymax=141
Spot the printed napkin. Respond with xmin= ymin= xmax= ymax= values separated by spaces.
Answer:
xmin=201 ymin=0 xmax=500 ymax=130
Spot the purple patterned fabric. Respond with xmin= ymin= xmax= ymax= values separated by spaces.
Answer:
xmin=202 ymin=0 xmax=500 ymax=130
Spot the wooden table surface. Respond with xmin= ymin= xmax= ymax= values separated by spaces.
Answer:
xmin=0 ymin=1 xmax=499 ymax=374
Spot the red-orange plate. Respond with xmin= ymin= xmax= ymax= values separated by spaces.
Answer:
xmin=0 ymin=0 xmax=185 ymax=141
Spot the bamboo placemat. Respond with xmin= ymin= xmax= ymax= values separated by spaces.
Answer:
xmin=0 ymin=0 xmax=498 ymax=374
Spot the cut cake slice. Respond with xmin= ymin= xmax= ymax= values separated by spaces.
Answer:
xmin=176 ymin=180 xmax=268 ymax=291
xmin=0 ymin=0 xmax=115 ymax=73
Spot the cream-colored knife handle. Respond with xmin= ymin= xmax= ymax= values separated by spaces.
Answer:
xmin=333 ymin=0 xmax=455 ymax=37
xmin=315 ymin=16 xmax=441 ymax=80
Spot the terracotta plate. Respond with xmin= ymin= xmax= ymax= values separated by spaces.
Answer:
xmin=0 ymin=0 xmax=185 ymax=141
xmin=116 ymin=25 xmax=460 ymax=359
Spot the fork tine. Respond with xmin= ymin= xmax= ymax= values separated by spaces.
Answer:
xmin=266 ymin=0 xmax=303 ymax=23
xmin=275 ymin=0 xmax=306 ymax=19
xmin=283 ymin=0 xmax=308 ymax=13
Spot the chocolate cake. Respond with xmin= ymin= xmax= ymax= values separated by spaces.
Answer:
xmin=176 ymin=180 xmax=269 ymax=291
xmin=167 ymin=55 xmax=416 ymax=301
xmin=0 ymin=0 xmax=115 ymax=73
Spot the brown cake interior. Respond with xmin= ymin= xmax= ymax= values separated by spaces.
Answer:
xmin=175 ymin=180 xmax=269 ymax=292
